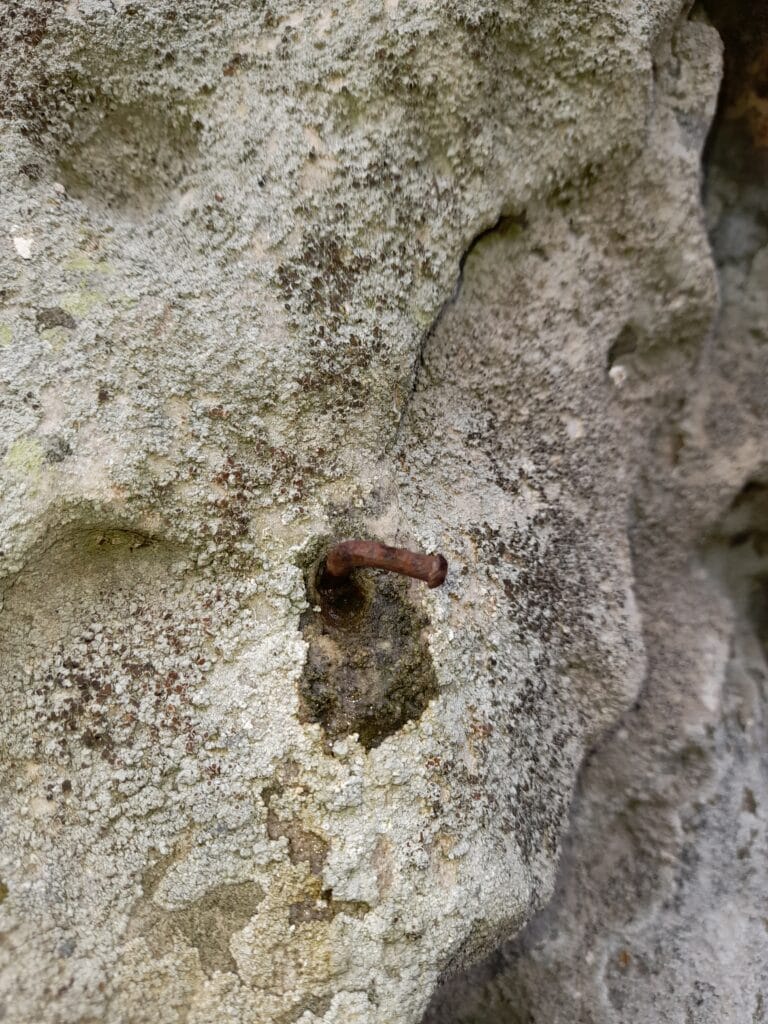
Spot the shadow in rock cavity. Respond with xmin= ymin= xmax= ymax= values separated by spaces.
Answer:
xmin=298 ymin=554 xmax=439 ymax=750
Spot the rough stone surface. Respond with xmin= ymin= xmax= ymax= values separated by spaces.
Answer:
xmin=425 ymin=4 xmax=768 ymax=1023
xmin=0 ymin=1 xmax=758 ymax=1023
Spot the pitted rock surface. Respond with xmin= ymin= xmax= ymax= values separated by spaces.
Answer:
xmin=425 ymin=4 xmax=768 ymax=1023
xmin=0 ymin=2 xmax=752 ymax=1024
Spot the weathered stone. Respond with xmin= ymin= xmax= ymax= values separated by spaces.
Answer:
xmin=425 ymin=4 xmax=768 ymax=1023
xmin=0 ymin=2 xmax=754 ymax=1023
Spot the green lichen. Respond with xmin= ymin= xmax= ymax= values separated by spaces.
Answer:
xmin=0 ymin=324 xmax=12 ymax=347
xmin=40 ymin=326 xmax=72 ymax=350
xmin=63 ymin=253 xmax=97 ymax=272
xmin=60 ymin=289 xmax=104 ymax=317
xmin=4 ymin=436 xmax=44 ymax=478
xmin=64 ymin=253 xmax=115 ymax=275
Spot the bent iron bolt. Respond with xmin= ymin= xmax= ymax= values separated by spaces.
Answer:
xmin=324 ymin=540 xmax=448 ymax=589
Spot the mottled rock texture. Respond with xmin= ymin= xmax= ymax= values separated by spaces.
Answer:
xmin=0 ymin=1 xmax=757 ymax=1023
xmin=425 ymin=3 xmax=768 ymax=1023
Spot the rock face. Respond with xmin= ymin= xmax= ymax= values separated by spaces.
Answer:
xmin=0 ymin=2 xmax=755 ymax=1023
xmin=425 ymin=3 xmax=768 ymax=1023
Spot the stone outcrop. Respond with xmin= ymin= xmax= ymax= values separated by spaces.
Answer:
xmin=0 ymin=2 xmax=762 ymax=1023
xmin=426 ymin=2 xmax=768 ymax=1021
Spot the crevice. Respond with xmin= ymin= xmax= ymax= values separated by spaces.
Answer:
xmin=424 ymin=211 xmax=528 ymax=358
xmin=389 ymin=209 xmax=527 ymax=454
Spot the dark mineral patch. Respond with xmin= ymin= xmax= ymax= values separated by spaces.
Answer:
xmin=299 ymin=561 xmax=439 ymax=750
xmin=36 ymin=307 xmax=76 ymax=331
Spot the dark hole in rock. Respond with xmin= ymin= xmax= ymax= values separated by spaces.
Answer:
xmin=298 ymin=558 xmax=439 ymax=749
xmin=607 ymin=324 xmax=638 ymax=369
xmin=702 ymin=0 xmax=768 ymax=266
xmin=707 ymin=479 xmax=768 ymax=660
xmin=315 ymin=559 xmax=370 ymax=626
xmin=748 ymin=575 xmax=768 ymax=651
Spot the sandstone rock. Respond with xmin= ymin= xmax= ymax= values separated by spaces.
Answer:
xmin=0 ymin=2 xmax=744 ymax=1023
xmin=425 ymin=4 xmax=768 ymax=1022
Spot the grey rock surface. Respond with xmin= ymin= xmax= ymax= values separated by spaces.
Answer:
xmin=425 ymin=4 xmax=768 ymax=1023
xmin=0 ymin=1 xmax=756 ymax=1023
